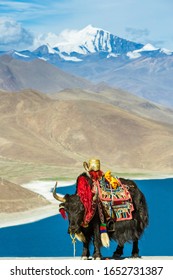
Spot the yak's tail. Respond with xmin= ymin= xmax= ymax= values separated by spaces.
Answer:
xmin=100 ymin=223 xmax=110 ymax=247
xmin=101 ymin=232 xmax=110 ymax=247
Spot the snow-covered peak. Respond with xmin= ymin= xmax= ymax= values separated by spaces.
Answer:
xmin=139 ymin=43 xmax=159 ymax=52
xmin=52 ymin=25 xmax=142 ymax=56
xmin=80 ymin=24 xmax=100 ymax=34
xmin=160 ymin=48 xmax=172 ymax=55
xmin=30 ymin=25 xmax=143 ymax=59
xmin=131 ymin=43 xmax=159 ymax=54
xmin=46 ymin=43 xmax=58 ymax=54
xmin=78 ymin=24 xmax=110 ymax=36
xmin=126 ymin=42 xmax=173 ymax=59
xmin=8 ymin=25 xmax=172 ymax=64
xmin=127 ymin=43 xmax=159 ymax=59
xmin=53 ymin=25 xmax=110 ymax=54
xmin=34 ymin=43 xmax=59 ymax=55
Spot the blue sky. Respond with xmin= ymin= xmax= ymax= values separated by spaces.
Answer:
xmin=0 ymin=0 xmax=173 ymax=51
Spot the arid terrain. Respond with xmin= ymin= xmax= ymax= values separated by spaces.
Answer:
xmin=0 ymin=178 xmax=50 ymax=213
xmin=0 ymin=55 xmax=94 ymax=93
xmin=0 ymin=88 xmax=173 ymax=186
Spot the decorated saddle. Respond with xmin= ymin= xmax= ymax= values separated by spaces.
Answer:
xmin=93 ymin=171 xmax=134 ymax=222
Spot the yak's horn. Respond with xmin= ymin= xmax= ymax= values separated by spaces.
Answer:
xmin=53 ymin=182 xmax=66 ymax=203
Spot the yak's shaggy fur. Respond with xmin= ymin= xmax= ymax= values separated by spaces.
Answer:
xmin=56 ymin=178 xmax=149 ymax=259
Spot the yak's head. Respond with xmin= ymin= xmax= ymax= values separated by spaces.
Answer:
xmin=53 ymin=182 xmax=86 ymax=242
xmin=62 ymin=194 xmax=85 ymax=234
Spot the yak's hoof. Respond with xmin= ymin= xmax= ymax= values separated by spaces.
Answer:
xmin=131 ymin=254 xmax=141 ymax=258
xmin=93 ymin=256 xmax=101 ymax=260
xmin=92 ymin=252 xmax=102 ymax=260
xmin=112 ymin=253 xmax=122 ymax=259
xmin=81 ymin=256 xmax=88 ymax=260
xmin=92 ymin=254 xmax=102 ymax=260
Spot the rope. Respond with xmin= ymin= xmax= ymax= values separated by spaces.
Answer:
xmin=110 ymin=184 xmax=114 ymax=217
xmin=70 ymin=234 xmax=76 ymax=257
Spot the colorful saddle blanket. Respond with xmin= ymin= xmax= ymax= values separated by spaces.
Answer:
xmin=94 ymin=178 xmax=134 ymax=222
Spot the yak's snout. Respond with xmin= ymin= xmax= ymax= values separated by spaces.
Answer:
xmin=68 ymin=222 xmax=81 ymax=235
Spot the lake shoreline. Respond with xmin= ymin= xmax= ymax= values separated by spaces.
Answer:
xmin=0 ymin=177 xmax=172 ymax=229
xmin=0 ymin=180 xmax=75 ymax=229
xmin=0 ymin=204 xmax=58 ymax=229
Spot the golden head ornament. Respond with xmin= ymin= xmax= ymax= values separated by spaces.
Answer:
xmin=83 ymin=159 xmax=100 ymax=172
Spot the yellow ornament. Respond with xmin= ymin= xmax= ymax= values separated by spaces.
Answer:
xmin=104 ymin=170 xmax=120 ymax=189
xmin=104 ymin=170 xmax=112 ymax=182
xmin=110 ymin=177 xmax=120 ymax=189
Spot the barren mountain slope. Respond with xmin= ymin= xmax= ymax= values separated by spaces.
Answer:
xmin=0 ymin=178 xmax=49 ymax=213
xmin=56 ymin=87 xmax=173 ymax=125
xmin=0 ymin=90 xmax=76 ymax=166
xmin=0 ymin=90 xmax=173 ymax=178
xmin=0 ymin=55 xmax=94 ymax=93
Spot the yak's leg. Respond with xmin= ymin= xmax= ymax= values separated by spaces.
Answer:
xmin=81 ymin=237 xmax=90 ymax=260
xmin=131 ymin=240 xmax=139 ymax=258
xmin=112 ymin=244 xmax=124 ymax=259
xmin=92 ymin=222 xmax=102 ymax=260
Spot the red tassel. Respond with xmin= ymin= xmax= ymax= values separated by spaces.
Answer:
xmin=89 ymin=170 xmax=104 ymax=181
xmin=59 ymin=208 xmax=67 ymax=219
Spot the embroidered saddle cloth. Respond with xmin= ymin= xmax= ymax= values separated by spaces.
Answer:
xmin=94 ymin=178 xmax=134 ymax=222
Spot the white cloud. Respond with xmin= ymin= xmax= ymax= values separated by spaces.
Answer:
xmin=32 ymin=28 xmax=80 ymax=50
xmin=0 ymin=17 xmax=34 ymax=50
xmin=33 ymin=32 xmax=62 ymax=49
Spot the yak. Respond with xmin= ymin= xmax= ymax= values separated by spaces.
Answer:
xmin=53 ymin=178 xmax=149 ymax=260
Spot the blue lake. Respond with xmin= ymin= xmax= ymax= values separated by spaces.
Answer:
xmin=0 ymin=178 xmax=173 ymax=257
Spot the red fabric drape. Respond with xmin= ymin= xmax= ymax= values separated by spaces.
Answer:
xmin=76 ymin=175 xmax=93 ymax=225
xmin=76 ymin=171 xmax=104 ymax=225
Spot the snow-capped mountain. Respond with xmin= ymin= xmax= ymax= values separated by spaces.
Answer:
xmin=10 ymin=25 xmax=144 ymax=64
xmin=2 ymin=25 xmax=172 ymax=62
xmin=0 ymin=25 xmax=173 ymax=107
xmin=36 ymin=25 xmax=173 ymax=60
xmin=52 ymin=24 xmax=143 ymax=56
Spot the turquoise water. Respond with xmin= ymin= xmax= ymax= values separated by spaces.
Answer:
xmin=0 ymin=178 xmax=172 ymax=257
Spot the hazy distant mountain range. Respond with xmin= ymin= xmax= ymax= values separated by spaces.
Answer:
xmin=0 ymin=55 xmax=94 ymax=93
xmin=0 ymin=25 xmax=173 ymax=108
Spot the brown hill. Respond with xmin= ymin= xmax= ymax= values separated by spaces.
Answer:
xmin=0 ymin=89 xmax=173 ymax=181
xmin=0 ymin=55 xmax=94 ymax=93
xmin=56 ymin=87 xmax=173 ymax=125
xmin=0 ymin=178 xmax=50 ymax=213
